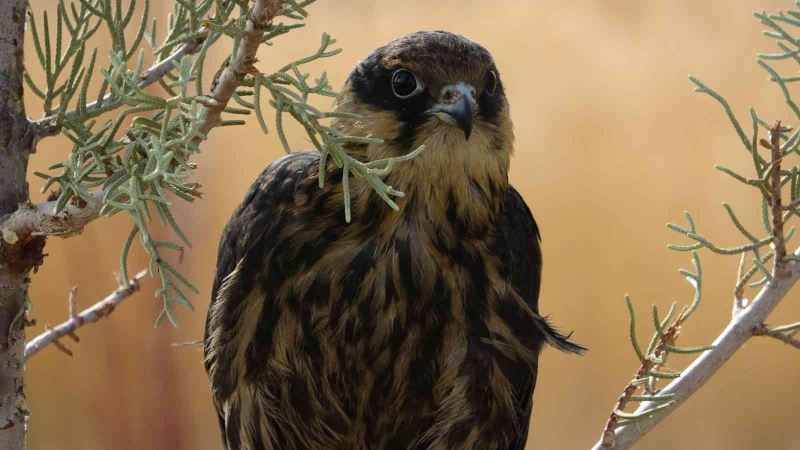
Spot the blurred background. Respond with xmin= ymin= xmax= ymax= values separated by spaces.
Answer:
xmin=21 ymin=0 xmax=800 ymax=449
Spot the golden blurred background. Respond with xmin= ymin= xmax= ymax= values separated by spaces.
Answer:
xmin=21 ymin=0 xmax=800 ymax=449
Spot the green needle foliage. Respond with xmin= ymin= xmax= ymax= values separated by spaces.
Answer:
xmin=614 ymin=0 xmax=800 ymax=426
xmin=25 ymin=0 xmax=420 ymax=325
xmin=235 ymin=32 xmax=426 ymax=223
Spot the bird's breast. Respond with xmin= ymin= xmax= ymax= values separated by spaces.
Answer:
xmin=210 ymin=162 xmax=540 ymax=449
xmin=242 ymin=217 xmax=538 ymax=449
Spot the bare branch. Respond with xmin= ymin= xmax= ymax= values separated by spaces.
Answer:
xmin=25 ymin=270 xmax=147 ymax=360
xmin=171 ymin=339 xmax=203 ymax=347
xmin=68 ymin=285 xmax=78 ymax=319
xmin=769 ymin=121 xmax=791 ymax=276
xmin=591 ymin=252 xmax=800 ymax=450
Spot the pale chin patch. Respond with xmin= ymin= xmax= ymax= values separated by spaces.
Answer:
xmin=431 ymin=111 xmax=459 ymax=127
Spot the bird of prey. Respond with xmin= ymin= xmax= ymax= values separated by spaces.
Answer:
xmin=204 ymin=30 xmax=583 ymax=450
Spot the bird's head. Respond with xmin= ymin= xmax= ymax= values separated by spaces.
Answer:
xmin=334 ymin=31 xmax=514 ymax=200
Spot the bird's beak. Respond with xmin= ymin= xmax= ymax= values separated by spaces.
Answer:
xmin=429 ymin=82 xmax=476 ymax=140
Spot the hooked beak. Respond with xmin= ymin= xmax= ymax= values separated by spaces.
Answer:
xmin=429 ymin=82 xmax=476 ymax=140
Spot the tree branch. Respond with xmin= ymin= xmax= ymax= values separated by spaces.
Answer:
xmin=25 ymin=270 xmax=147 ymax=360
xmin=600 ymin=306 xmax=683 ymax=447
xmin=752 ymin=323 xmax=800 ymax=349
xmin=3 ymin=0 xmax=285 ymax=241
xmin=0 ymin=192 xmax=103 ymax=241
xmin=0 ymin=1 xmax=35 ymax=445
xmin=30 ymin=23 xmax=211 ymax=139
xmin=192 ymin=0 xmax=284 ymax=145
xmin=768 ymin=121 xmax=790 ymax=276
xmin=591 ymin=252 xmax=800 ymax=449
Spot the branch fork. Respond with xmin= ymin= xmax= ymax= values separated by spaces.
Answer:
xmin=593 ymin=255 xmax=800 ymax=449
xmin=0 ymin=192 xmax=104 ymax=242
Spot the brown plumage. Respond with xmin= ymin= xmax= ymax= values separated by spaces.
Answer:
xmin=204 ymin=31 xmax=583 ymax=450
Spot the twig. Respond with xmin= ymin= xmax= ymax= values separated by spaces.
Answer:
xmin=68 ymin=285 xmax=78 ymax=319
xmin=600 ymin=309 xmax=683 ymax=448
xmin=769 ymin=121 xmax=791 ymax=276
xmin=171 ymin=339 xmax=203 ymax=347
xmin=734 ymin=252 xmax=748 ymax=313
xmin=192 ymin=0 xmax=285 ymax=146
xmin=752 ymin=323 xmax=800 ymax=349
xmin=590 ymin=251 xmax=800 ymax=450
xmin=25 ymin=270 xmax=147 ymax=360
xmin=30 ymin=22 xmax=211 ymax=138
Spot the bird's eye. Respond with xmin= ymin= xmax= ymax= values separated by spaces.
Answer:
xmin=485 ymin=69 xmax=498 ymax=96
xmin=391 ymin=69 xmax=423 ymax=98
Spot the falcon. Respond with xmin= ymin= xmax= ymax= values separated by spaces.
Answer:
xmin=204 ymin=30 xmax=583 ymax=450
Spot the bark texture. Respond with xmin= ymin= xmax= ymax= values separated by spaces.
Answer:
xmin=0 ymin=2 xmax=39 ymax=449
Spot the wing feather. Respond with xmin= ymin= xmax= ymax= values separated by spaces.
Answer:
xmin=203 ymin=151 xmax=320 ymax=448
xmin=499 ymin=185 xmax=585 ymax=450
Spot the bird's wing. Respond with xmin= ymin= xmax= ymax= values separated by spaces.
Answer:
xmin=498 ymin=185 xmax=585 ymax=450
xmin=204 ymin=150 xmax=319 ymax=358
xmin=203 ymin=151 xmax=320 ymax=446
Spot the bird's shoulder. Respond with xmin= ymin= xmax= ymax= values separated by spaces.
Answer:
xmin=210 ymin=152 xmax=321 ymax=302
xmin=227 ymin=151 xmax=319 ymax=238
xmin=231 ymin=151 xmax=320 ymax=226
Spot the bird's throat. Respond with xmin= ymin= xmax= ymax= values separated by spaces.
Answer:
xmin=355 ymin=129 xmax=510 ymax=236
